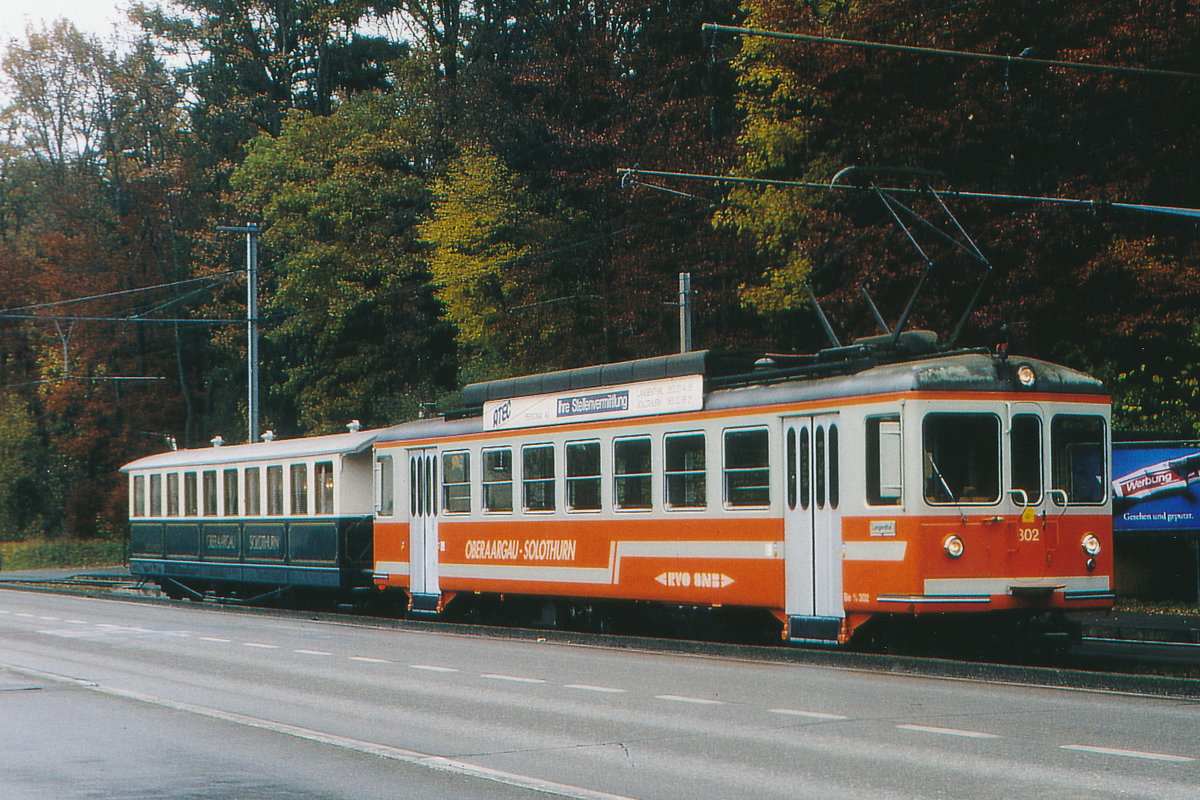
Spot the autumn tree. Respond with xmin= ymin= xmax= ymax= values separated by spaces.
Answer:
xmin=720 ymin=0 xmax=1200 ymax=433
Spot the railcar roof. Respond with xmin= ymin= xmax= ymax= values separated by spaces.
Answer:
xmin=707 ymin=351 xmax=1105 ymax=410
xmin=121 ymin=429 xmax=381 ymax=472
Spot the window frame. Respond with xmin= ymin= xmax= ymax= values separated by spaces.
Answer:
xmin=613 ymin=436 xmax=653 ymax=511
xmin=441 ymin=450 xmax=471 ymax=514
xmin=723 ymin=427 xmax=771 ymax=508
xmin=482 ymin=447 xmax=514 ymax=513
xmin=664 ymin=431 xmax=706 ymax=510
xmin=565 ymin=439 xmax=602 ymax=512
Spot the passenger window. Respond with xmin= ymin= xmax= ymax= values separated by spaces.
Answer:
xmin=132 ymin=475 xmax=146 ymax=517
xmin=725 ymin=428 xmax=770 ymax=507
xmin=223 ymin=468 xmax=239 ymax=516
xmin=523 ymin=445 xmax=556 ymax=512
xmin=376 ymin=456 xmax=394 ymax=516
xmin=665 ymin=432 xmax=706 ymax=509
xmin=923 ymin=413 xmax=1000 ymax=504
xmin=566 ymin=440 xmax=601 ymax=511
xmin=184 ymin=472 xmax=198 ymax=516
xmin=245 ymin=467 xmax=261 ymax=516
xmin=1011 ymin=414 xmax=1042 ymax=504
xmin=167 ymin=473 xmax=180 ymax=516
xmin=267 ymin=465 xmax=284 ymax=515
xmin=149 ymin=474 xmax=163 ymax=516
xmin=315 ymin=461 xmax=334 ymax=514
xmin=614 ymin=437 xmax=652 ymax=510
xmin=829 ymin=424 xmax=839 ymax=510
xmin=799 ymin=427 xmax=811 ymax=510
xmin=786 ymin=429 xmax=797 ymax=511
xmin=483 ymin=448 xmax=513 ymax=512
xmin=290 ymin=464 xmax=308 ymax=515
xmin=442 ymin=451 xmax=470 ymax=513
xmin=866 ymin=416 xmax=902 ymax=506
xmin=815 ymin=427 xmax=826 ymax=509
xmin=1051 ymin=414 xmax=1107 ymax=504
xmin=203 ymin=470 xmax=218 ymax=516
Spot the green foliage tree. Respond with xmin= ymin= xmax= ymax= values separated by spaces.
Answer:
xmin=232 ymin=88 xmax=457 ymax=431
xmin=0 ymin=394 xmax=40 ymax=540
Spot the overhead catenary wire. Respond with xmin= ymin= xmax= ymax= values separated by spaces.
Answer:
xmin=702 ymin=23 xmax=1200 ymax=82
xmin=616 ymin=167 xmax=1200 ymax=221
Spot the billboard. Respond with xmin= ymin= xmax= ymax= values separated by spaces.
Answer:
xmin=1112 ymin=442 xmax=1200 ymax=532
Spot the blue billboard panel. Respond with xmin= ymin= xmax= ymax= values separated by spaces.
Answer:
xmin=1112 ymin=443 xmax=1200 ymax=532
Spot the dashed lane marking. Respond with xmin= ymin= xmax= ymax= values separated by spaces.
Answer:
xmin=199 ymin=637 xmax=231 ymax=643
xmin=769 ymin=708 xmax=849 ymax=721
xmin=294 ymin=649 xmax=332 ymax=656
xmin=565 ymin=684 xmax=627 ymax=694
xmin=243 ymin=642 xmax=279 ymax=649
xmin=896 ymin=724 xmax=1000 ymax=739
xmin=348 ymin=656 xmax=390 ymax=664
xmin=656 ymin=694 xmax=723 ymax=705
xmin=1061 ymin=744 xmax=1194 ymax=763
xmin=410 ymin=664 xmax=459 ymax=673
xmin=483 ymin=673 xmax=547 ymax=684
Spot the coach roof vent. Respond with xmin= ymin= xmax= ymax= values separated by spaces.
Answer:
xmin=347 ymin=419 xmax=361 ymax=433
xmin=211 ymin=436 xmax=224 ymax=448
xmin=261 ymin=430 xmax=276 ymax=442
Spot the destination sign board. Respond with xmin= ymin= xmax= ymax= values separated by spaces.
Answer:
xmin=483 ymin=375 xmax=703 ymax=432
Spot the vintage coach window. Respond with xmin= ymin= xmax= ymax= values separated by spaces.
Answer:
xmin=923 ymin=413 xmax=1000 ymax=504
xmin=244 ymin=467 xmax=261 ymax=516
xmin=376 ymin=455 xmax=394 ymax=516
xmin=149 ymin=474 xmax=163 ymax=516
xmin=184 ymin=472 xmax=198 ymax=516
xmin=223 ymin=469 xmax=239 ymax=516
xmin=132 ymin=475 xmax=146 ymax=517
xmin=614 ymin=437 xmax=652 ymax=510
xmin=291 ymin=464 xmax=309 ymax=514
xmin=724 ymin=428 xmax=770 ymax=507
xmin=167 ymin=473 xmax=180 ymax=516
xmin=442 ymin=451 xmax=470 ymax=514
xmin=482 ymin=447 xmax=513 ymax=512
xmin=566 ymin=440 xmax=601 ymax=511
xmin=202 ymin=470 xmax=219 ymax=516
xmin=315 ymin=461 xmax=335 ymax=514
xmin=665 ymin=432 xmax=706 ymax=509
xmin=1051 ymin=414 xmax=1107 ymax=505
xmin=523 ymin=444 xmax=556 ymax=512
xmin=266 ymin=466 xmax=284 ymax=515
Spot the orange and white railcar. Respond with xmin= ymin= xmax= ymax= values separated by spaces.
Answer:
xmin=371 ymin=336 xmax=1113 ymax=644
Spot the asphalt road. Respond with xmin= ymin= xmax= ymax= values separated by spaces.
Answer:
xmin=1 ymin=588 xmax=1197 ymax=800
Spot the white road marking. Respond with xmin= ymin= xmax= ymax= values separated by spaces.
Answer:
xmin=38 ymin=616 xmax=59 ymax=621
xmin=656 ymin=694 xmax=723 ymax=705
xmin=243 ymin=642 xmax=279 ymax=649
xmin=294 ymin=649 xmax=332 ymax=656
xmin=66 ymin=620 xmax=88 ymax=625
xmin=1061 ymin=744 xmax=1194 ymax=763
xmin=1 ymin=661 xmax=638 ymax=800
xmin=15 ymin=613 xmax=34 ymax=618
xmin=200 ymin=637 xmax=231 ymax=643
xmin=410 ymin=664 xmax=459 ymax=673
xmin=483 ymin=673 xmax=546 ymax=684
xmin=896 ymin=724 xmax=1000 ymax=739
xmin=769 ymin=708 xmax=849 ymax=721
xmin=565 ymin=684 xmax=627 ymax=694
xmin=349 ymin=656 xmax=390 ymax=664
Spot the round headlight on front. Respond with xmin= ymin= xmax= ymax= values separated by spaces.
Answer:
xmin=1081 ymin=533 xmax=1102 ymax=556
xmin=944 ymin=535 xmax=965 ymax=559
xmin=1016 ymin=363 xmax=1037 ymax=388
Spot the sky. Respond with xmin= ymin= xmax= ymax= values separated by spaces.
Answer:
xmin=0 ymin=1 xmax=147 ymax=50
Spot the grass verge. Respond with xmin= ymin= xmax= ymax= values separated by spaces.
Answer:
xmin=0 ymin=538 xmax=125 ymax=571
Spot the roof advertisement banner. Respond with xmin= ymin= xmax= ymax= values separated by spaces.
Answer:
xmin=1112 ymin=443 xmax=1200 ymax=532
xmin=483 ymin=375 xmax=704 ymax=432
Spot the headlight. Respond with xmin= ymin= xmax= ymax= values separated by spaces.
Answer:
xmin=1081 ymin=533 xmax=1102 ymax=556
xmin=1016 ymin=363 xmax=1037 ymax=388
xmin=943 ymin=535 xmax=965 ymax=558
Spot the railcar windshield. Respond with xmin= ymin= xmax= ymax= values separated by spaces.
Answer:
xmin=1051 ymin=414 xmax=1107 ymax=504
xmin=922 ymin=413 xmax=1001 ymax=504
